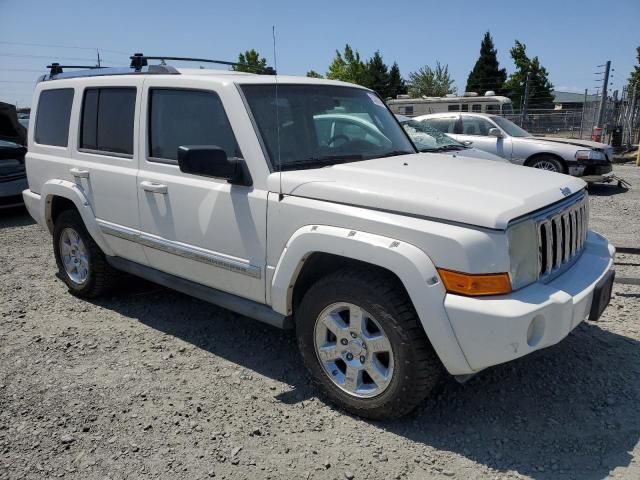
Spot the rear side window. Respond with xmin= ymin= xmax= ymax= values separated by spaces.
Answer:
xmin=35 ymin=89 xmax=74 ymax=146
xmin=148 ymin=89 xmax=241 ymax=163
xmin=80 ymin=88 xmax=136 ymax=155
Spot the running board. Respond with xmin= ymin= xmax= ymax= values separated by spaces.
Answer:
xmin=107 ymin=256 xmax=292 ymax=329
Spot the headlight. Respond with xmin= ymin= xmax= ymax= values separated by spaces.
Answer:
xmin=575 ymin=149 xmax=605 ymax=161
xmin=507 ymin=219 xmax=538 ymax=290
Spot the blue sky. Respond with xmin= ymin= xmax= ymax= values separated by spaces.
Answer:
xmin=1 ymin=0 xmax=638 ymax=107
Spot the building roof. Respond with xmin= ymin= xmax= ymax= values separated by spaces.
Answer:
xmin=553 ymin=91 xmax=599 ymax=104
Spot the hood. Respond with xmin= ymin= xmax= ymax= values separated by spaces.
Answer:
xmin=530 ymin=136 xmax=609 ymax=151
xmin=269 ymin=153 xmax=586 ymax=230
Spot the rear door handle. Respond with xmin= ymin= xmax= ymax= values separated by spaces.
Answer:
xmin=140 ymin=181 xmax=168 ymax=194
xmin=70 ymin=168 xmax=90 ymax=179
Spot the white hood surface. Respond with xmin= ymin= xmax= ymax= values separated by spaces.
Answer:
xmin=271 ymin=154 xmax=586 ymax=230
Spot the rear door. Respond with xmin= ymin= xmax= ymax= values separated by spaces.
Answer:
xmin=70 ymin=78 xmax=147 ymax=264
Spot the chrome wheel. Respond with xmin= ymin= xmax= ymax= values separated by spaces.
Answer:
xmin=533 ymin=160 xmax=559 ymax=172
xmin=313 ymin=302 xmax=394 ymax=398
xmin=59 ymin=227 xmax=89 ymax=285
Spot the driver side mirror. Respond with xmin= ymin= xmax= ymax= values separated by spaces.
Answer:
xmin=177 ymin=145 xmax=252 ymax=186
xmin=488 ymin=128 xmax=504 ymax=138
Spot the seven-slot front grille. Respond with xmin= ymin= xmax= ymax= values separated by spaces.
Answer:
xmin=537 ymin=194 xmax=589 ymax=277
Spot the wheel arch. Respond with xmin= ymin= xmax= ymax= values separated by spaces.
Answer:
xmin=270 ymin=225 xmax=473 ymax=375
xmin=41 ymin=180 xmax=114 ymax=256
xmin=524 ymin=152 xmax=567 ymax=172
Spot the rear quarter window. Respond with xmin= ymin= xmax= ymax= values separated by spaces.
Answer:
xmin=35 ymin=88 xmax=74 ymax=147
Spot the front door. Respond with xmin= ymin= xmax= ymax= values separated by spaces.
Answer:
xmin=455 ymin=115 xmax=513 ymax=160
xmin=136 ymin=84 xmax=266 ymax=303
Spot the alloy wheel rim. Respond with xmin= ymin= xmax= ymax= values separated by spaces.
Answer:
xmin=313 ymin=302 xmax=394 ymax=398
xmin=59 ymin=227 xmax=89 ymax=285
xmin=534 ymin=160 xmax=558 ymax=172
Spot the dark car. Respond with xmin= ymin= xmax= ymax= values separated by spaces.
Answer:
xmin=0 ymin=140 xmax=27 ymax=208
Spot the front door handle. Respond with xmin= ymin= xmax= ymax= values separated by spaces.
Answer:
xmin=70 ymin=168 xmax=90 ymax=179
xmin=140 ymin=181 xmax=168 ymax=194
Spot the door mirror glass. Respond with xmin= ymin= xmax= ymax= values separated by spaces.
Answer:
xmin=177 ymin=145 xmax=251 ymax=186
xmin=488 ymin=128 xmax=504 ymax=138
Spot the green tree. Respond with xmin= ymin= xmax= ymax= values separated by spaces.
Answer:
xmin=388 ymin=62 xmax=407 ymax=98
xmin=503 ymin=41 xmax=554 ymax=110
xmin=365 ymin=51 xmax=391 ymax=98
xmin=407 ymin=62 xmax=456 ymax=98
xmin=628 ymin=46 xmax=640 ymax=93
xmin=326 ymin=44 xmax=368 ymax=85
xmin=232 ymin=49 xmax=267 ymax=73
xmin=465 ymin=31 xmax=507 ymax=95
xmin=306 ymin=70 xmax=324 ymax=78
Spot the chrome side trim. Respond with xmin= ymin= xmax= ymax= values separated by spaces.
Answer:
xmin=96 ymin=219 xmax=261 ymax=279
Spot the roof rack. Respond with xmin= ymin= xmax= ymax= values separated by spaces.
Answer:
xmin=129 ymin=53 xmax=276 ymax=75
xmin=46 ymin=63 xmax=103 ymax=76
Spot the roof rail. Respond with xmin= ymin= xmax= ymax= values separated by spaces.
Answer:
xmin=46 ymin=63 xmax=103 ymax=76
xmin=129 ymin=53 xmax=277 ymax=75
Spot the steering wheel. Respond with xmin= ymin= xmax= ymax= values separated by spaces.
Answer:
xmin=327 ymin=134 xmax=350 ymax=146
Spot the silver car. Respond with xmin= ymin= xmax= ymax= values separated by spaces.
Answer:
xmin=416 ymin=112 xmax=614 ymax=180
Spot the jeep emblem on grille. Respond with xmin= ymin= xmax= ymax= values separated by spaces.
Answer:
xmin=560 ymin=187 xmax=572 ymax=197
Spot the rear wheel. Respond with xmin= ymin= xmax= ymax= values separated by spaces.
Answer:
xmin=529 ymin=156 xmax=564 ymax=173
xmin=296 ymin=268 xmax=443 ymax=420
xmin=53 ymin=209 xmax=118 ymax=298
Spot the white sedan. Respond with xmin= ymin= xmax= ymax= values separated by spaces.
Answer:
xmin=417 ymin=112 xmax=614 ymax=180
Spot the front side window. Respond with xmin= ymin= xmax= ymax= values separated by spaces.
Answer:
xmin=35 ymin=89 xmax=74 ymax=147
xmin=490 ymin=116 xmax=532 ymax=137
xmin=460 ymin=116 xmax=495 ymax=136
xmin=80 ymin=88 xmax=136 ymax=155
xmin=240 ymin=84 xmax=414 ymax=171
xmin=148 ymin=89 xmax=241 ymax=163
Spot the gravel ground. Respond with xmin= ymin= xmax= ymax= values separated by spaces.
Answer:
xmin=1 ymin=164 xmax=639 ymax=480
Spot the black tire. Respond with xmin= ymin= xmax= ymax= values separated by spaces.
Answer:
xmin=53 ymin=209 xmax=118 ymax=298
xmin=296 ymin=267 xmax=443 ymax=420
xmin=528 ymin=155 xmax=565 ymax=173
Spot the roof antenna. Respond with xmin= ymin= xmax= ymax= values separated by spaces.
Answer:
xmin=272 ymin=25 xmax=283 ymax=201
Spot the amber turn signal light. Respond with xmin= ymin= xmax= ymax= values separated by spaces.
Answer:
xmin=437 ymin=269 xmax=512 ymax=297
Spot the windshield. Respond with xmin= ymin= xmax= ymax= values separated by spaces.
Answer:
xmin=241 ymin=84 xmax=415 ymax=171
xmin=490 ymin=116 xmax=532 ymax=137
xmin=400 ymin=119 xmax=464 ymax=151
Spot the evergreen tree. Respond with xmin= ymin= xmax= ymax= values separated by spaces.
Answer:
xmin=407 ymin=62 xmax=456 ymax=98
xmin=503 ymin=41 xmax=554 ymax=110
xmin=388 ymin=62 xmax=407 ymax=98
xmin=465 ymin=31 xmax=507 ymax=95
xmin=326 ymin=44 xmax=368 ymax=85
xmin=628 ymin=46 xmax=640 ymax=93
xmin=306 ymin=70 xmax=324 ymax=78
xmin=232 ymin=49 xmax=267 ymax=73
xmin=366 ymin=51 xmax=391 ymax=98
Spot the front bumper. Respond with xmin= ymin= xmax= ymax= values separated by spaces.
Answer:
xmin=567 ymin=160 xmax=613 ymax=182
xmin=0 ymin=176 xmax=28 ymax=208
xmin=444 ymin=231 xmax=614 ymax=373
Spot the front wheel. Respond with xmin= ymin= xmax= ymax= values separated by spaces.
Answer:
xmin=296 ymin=268 xmax=443 ymax=420
xmin=529 ymin=156 xmax=564 ymax=173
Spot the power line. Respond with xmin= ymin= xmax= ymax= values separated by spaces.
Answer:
xmin=0 ymin=41 xmax=129 ymax=56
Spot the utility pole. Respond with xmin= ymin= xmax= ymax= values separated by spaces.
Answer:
xmin=596 ymin=60 xmax=611 ymax=128
xmin=521 ymin=72 xmax=531 ymax=128
xmin=96 ymin=48 xmax=101 ymax=68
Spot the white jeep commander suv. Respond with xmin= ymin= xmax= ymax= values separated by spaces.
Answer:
xmin=23 ymin=55 xmax=615 ymax=419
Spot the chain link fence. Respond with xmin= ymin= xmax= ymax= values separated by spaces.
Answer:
xmin=501 ymin=97 xmax=640 ymax=149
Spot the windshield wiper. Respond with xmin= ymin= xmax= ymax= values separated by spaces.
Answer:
xmin=421 ymin=145 xmax=465 ymax=152
xmin=278 ymin=154 xmax=364 ymax=171
xmin=373 ymin=150 xmax=414 ymax=159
